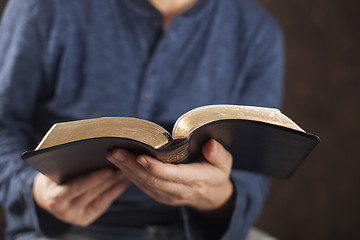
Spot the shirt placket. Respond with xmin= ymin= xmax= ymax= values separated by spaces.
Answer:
xmin=136 ymin=17 xmax=175 ymax=119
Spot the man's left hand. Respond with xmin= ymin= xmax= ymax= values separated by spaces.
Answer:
xmin=106 ymin=139 xmax=234 ymax=211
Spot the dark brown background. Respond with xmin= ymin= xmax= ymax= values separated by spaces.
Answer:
xmin=0 ymin=0 xmax=359 ymax=239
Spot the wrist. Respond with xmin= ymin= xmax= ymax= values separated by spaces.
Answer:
xmin=185 ymin=179 xmax=236 ymax=238
xmin=190 ymin=178 xmax=234 ymax=212
xmin=204 ymin=178 xmax=234 ymax=212
xmin=215 ymin=178 xmax=235 ymax=210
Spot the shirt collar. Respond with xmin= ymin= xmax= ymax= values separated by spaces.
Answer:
xmin=124 ymin=0 xmax=217 ymax=21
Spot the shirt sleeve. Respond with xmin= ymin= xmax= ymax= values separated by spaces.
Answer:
xmin=0 ymin=0 xmax=70 ymax=237
xmin=181 ymin=172 xmax=269 ymax=240
xmin=180 ymin=5 xmax=285 ymax=240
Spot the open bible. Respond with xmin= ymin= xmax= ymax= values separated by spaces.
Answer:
xmin=22 ymin=105 xmax=319 ymax=184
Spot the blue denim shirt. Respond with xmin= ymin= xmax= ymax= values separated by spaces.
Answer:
xmin=0 ymin=0 xmax=284 ymax=239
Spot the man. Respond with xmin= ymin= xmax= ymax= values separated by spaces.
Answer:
xmin=0 ymin=0 xmax=284 ymax=239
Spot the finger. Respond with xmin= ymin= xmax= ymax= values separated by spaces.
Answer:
xmin=108 ymin=148 xmax=213 ymax=184
xmin=57 ymin=168 xmax=118 ymax=201
xmin=88 ymin=178 xmax=130 ymax=211
xmin=71 ymin=170 xmax=126 ymax=207
xmin=68 ymin=179 xmax=130 ymax=227
xmin=106 ymin=148 xmax=137 ymax=166
xmin=136 ymin=155 xmax=209 ymax=183
xmin=113 ymin=163 xmax=189 ymax=207
xmin=136 ymin=180 xmax=192 ymax=207
xmin=107 ymin=148 xmax=189 ymax=185
xmin=123 ymin=157 xmax=226 ymax=209
xmin=202 ymin=139 xmax=233 ymax=173
xmin=107 ymin=149 xmax=188 ymax=199
xmin=107 ymin=149 xmax=161 ymax=185
xmin=107 ymin=148 xmax=230 ymax=209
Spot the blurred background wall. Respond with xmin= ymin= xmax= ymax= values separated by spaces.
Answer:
xmin=0 ymin=0 xmax=359 ymax=239
xmin=255 ymin=0 xmax=360 ymax=240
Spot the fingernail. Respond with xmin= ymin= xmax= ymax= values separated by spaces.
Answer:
xmin=101 ymin=170 xmax=114 ymax=179
xmin=112 ymin=150 xmax=126 ymax=163
xmin=210 ymin=140 xmax=218 ymax=156
xmin=137 ymin=157 xmax=148 ymax=168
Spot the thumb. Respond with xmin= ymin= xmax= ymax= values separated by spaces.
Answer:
xmin=202 ymin=139 xmax=233 ymax=173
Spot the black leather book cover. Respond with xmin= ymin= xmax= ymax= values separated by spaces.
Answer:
xmin=22 ymin=119 xmax=320 ymax=184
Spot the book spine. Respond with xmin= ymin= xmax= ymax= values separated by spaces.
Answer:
xmin=155 ymin=141 xmax=189 ymax=164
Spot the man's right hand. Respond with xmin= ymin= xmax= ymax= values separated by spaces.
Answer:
xmin=33 ymin=168 xmax=129 ymax=226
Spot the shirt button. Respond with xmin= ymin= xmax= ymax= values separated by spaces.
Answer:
xmin=142 ymin=91 xmax=152 ymax=100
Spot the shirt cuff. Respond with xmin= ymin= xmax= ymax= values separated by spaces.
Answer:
xmin=180 ymin=171 xmax=269 ymax=240
xmin=22 ymin=169 xmax=71 ymax=237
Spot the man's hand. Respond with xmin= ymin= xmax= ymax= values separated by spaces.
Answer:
xmin=106 ymin=139 xmax=234 ymax=211
xmin=33 ymin=168 xmax=129 ymax=226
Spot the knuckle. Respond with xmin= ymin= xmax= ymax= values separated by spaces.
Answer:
xmin=47 ymin=197 xmax=60 ymax=210
xmin=56 ymin=210 xmax=75 ymax=223
xmin=90 ymin=196 xmax=105 ymax=209
xmin=51 ymin=187 xmax=67 ymax=199
xmin=157 ymin=193 xmax=176 ymax=205
xmin=47 ymin=192 xmax=66 ymax=210
xmin=177 ymin=191 xmax=191 ymax=202
xmin=148 ymin=176 xmax=161 ymax=187
xmin=172 ymin=194 xmax=189 ymax=206
xmin=72 ymin=182 xmax=85 ymax=195
xmin=88 ymin=195 xmax=113 ymax=214
xmin=86 ymin=188 xmax=97 ymax=197
xmin=198 ymin=186 xmax=208 ymax=198
xmin=172 ymin=171 xmax=183 ymax=183
xmin=194 ymin=180 xmax=208 ymax=197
